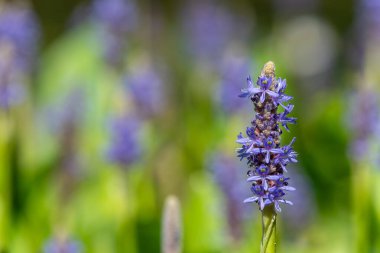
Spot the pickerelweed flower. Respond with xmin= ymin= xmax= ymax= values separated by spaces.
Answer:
xmin=209 ymin=153 xmax=252 ymax=241
xmin=106 ymin=116 xmax=141 ymax=167
xmin=0 ymin=4 xmax=39 ymax=108
xmin=91 ymin=0 xmax=137 ymax=68
xmin=237 ymin=62 xmax=297 ymax=253
xmin=236 ymin=61 xmax=297 ymax=213
xmin=124 ymin=64 xmax=165 ymax=118
xmin=43 ymin=237 xmax=82 ymax=253
xmin=182 ymin=1 xmax=233 ymax=64
xmin=0 ymin=5 xmax=39 ymax=71
xmin=282 ymin=166 xmax=315 ymax=234
xmin=218 ymin=54 xmax=252 ymax=114
xmin=348 ymin=90 xmax=380 ymax=163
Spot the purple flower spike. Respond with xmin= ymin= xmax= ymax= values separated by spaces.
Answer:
xmin=92 ymin=0 xmax=137 ymax=68
xmin=0 ymin=5 xmax=40 ymax=71
xmin=0 ymin=4 xmax=39 ymax=108
xmin=209 ymin=153 xmax=252 ymax=241
xmin=125 ymin=63 xmax=165 ymax=118
xmin=236 ymin=61 xmax=297 ymax=212
xmin=43 ymin=237 xmax=82 ymax=253
xmin=218 ymin=54 xmax=252 ymax=114
xmin=92 ymin=0 xmax=137 ymax=32
xmin=348 ymin=90 xmax=380 ymax=163
xmin=106 ymin=116 xmax=141 ymax=167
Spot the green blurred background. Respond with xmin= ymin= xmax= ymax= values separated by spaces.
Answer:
xmin=0 ymin=0 xmax=379 ymax=252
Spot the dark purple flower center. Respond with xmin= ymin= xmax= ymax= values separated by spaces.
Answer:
xmin=257 ymin=76 xmax=272 ymax=90
xmin=256 ymin=165 xmax=269 ymax=176
xmin=264 ymin=137 xmax=275 ymax=149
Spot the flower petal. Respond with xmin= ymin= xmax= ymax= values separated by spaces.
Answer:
xmin=274 ymin=201 xmax=282 ymax=212
xmin=260 ymin=92 xmax=266 ymax=103
xmin=247 ymin=176 xmax=261 ymax=182
xmin=265 ymin=151 xmax=270 ymax=163
xmin=243 ymin=196 xmax=259 ymax=203
xmin=281 ymin=186 xmax=296 ymax=191
xmin=266 ymin=90 xmax=279 ymax=97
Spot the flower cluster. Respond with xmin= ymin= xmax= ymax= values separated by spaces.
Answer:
xmin=218 ymin=54 xmax=252 ymax=114
xmin=0 ymin=5 xmax=39 ymax=71
xmin=209 ymin=153 xmax=251 ymax=240
xmin=0 ymin=4 xmax=39 ymax=108
xmin=182 ymin=1 xmax=233 ymax=64
xmin=106 ymin=116 xmax=141 ymax=167
xmin=43 ymin=237 xmax=82 ymax=253
xmin=348 ymin=90 xmax=380 ymax=162
xmin=236 ymin=62 xmax=297 ymax=212
xmin=92 ymin=0 xmax=137 ymax=68
xmin=125 ymin=64 xmax=165 ymax=118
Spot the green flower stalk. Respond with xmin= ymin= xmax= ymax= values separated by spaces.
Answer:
xmin=261 ymin=205 xmax=277 ymax=253
xmin=236 ymin=61 xmax=297 ymax=253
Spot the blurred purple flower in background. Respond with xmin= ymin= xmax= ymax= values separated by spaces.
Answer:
xmin=92 ymin=0 xmax=137 ymax=32
xmin=282 ymin=166 xmax=315 ymax=234
xmin=92 ymin=0 xmax=137 ymax=68
xmin=107 ymin=116 xmax=141 ymax=167
xmin=0 ymin=81 xmax=25 ymax=108
xmin=55 ymin=88 xmax=85 ymax=179
xmin=217 ymin=54 xmax=252 ymax=114
xmin=43 ymin=237 xmax=82 ymax=253
xmin=348 ymin=90 xmax=380 ymax=162
xmin=209 ymin=153 xmax=251 ymax=241
xmin=361 ymin=0 xmax=380 ymax=40
xmin=0 ymin=4 xmax=39 ymax=108
xmin=39 ymin=87 xmax=86 ymax=200
xmin=184 ymin=1 xmax=234 ymax=62
xmin=0 ymin=5 xmax=39 ymax=71
xmin=125 ymin=63 xmax=165 ymax=118
xmin=44 ymin=87 xmax=85 ymax=135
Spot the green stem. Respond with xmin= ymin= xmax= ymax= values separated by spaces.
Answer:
xmin=352 ymin=163 xmax=371 ymax=253
xmin=260 ymin=204 xmax=277 ymax=253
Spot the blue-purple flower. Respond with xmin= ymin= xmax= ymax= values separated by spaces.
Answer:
xmin=348 ymin=90 xmax=380 ymax=162
xmin=274 ymin=138 xmax=298 ymax=172
xmin=0 ymin=5 xmax=39 ymax=71
xmin=182 ymin=1 xmax=239 ymax=65
xmin=0 ymin=82 xmax=25 ymax=108
xmin=43 ymin=237 xmax=82 ymax=253
xmin=361 ymin=0 xmax=380 ymax=40
xmin=218 ymin=54 xmax=252 ymax=114
xmin=125 ymin=64 xmax=165 ymax=118
xmin=236 ymin=61 xmax=297 ymax=212
xmin=92 ymin=0 xmax=137 ymax=32
xmin=0 ymin=4 xmax=39 ymax=108
xmin=92 ymin=0 xmax=137 ymax=67
xmin=278 ymin=106 xmax=297 ymax=131
xmin=106 ymin=116 xmax=141 ymax=167
xmin=239 ymin=76 xmax=280 ymax=103
xmin=209 ymin=153 xmax=252 ymax=240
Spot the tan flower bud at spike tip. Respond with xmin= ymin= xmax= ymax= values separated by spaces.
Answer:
xmin=260 ymin=61 xmax=276 ymax=78
xmin=161 ymin=195 xmax=182 ymax=253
